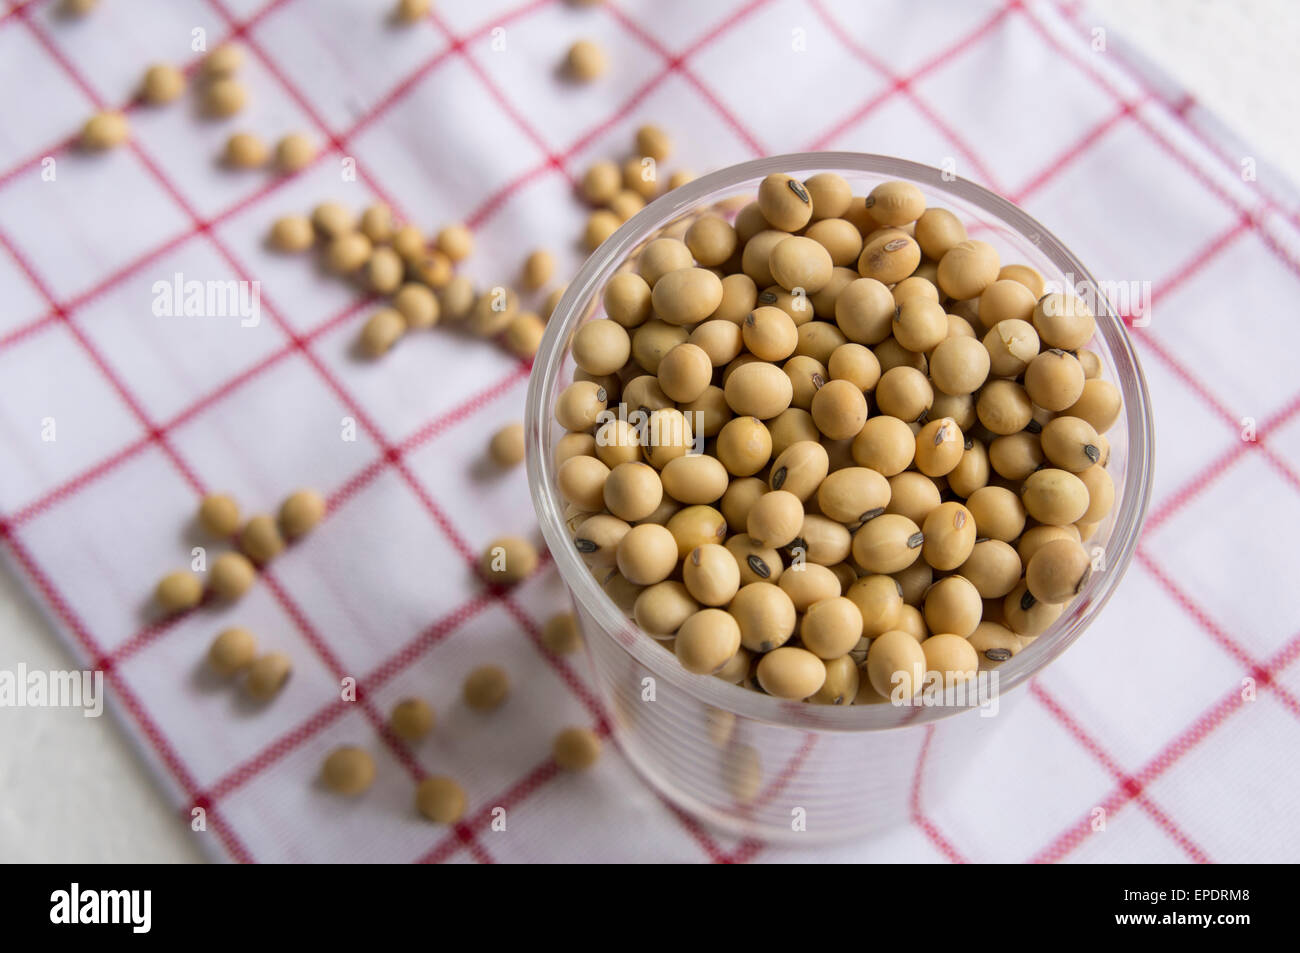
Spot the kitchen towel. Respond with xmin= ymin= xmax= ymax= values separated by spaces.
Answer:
xmin=1 ymin=0 xmax=1298 ymax=863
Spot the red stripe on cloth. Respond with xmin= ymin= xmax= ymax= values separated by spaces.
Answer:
xmin=0 ymin=231 xmax=207 ymax=495
xmin=1140 ymin=388 xmax=1300 ymax=536
xmin=11 ymin=1 xmax=103 ymax=105
xmin=427 ymin=6 xmax=578 ymax=188
xmin=1150 ymin=215 xmax=1255 ymax=315
xmin=203 ymin=701 xmax=353 ymax=805
xmin=1030 ymin=628 xmax=1300 ymax=863
xmin=1093 ymin=212 xmax=1300 ymax=535
xmin=1138 ymin=628 xmax=1300 ymax=790
xmin=500 ymin=595 xmax=608 ymax=728
xmin=417 ymin=758 xmax=561 ymax=863
xmin=1136 ymin=551 xmax=1300 ymax=720
xmin=910 ymin=724 xmax=969 ymax=863
xmin=0 ymin=0 xmax=552 ymax=338
xmin=465 ymin=162 xmax=558 ymax=230
xmin=1142 ymin=442 xmax=1249 ymax=535
xmin=1028 ymin=774 xmax=1145 ymax=865
xmin=4 ymin=296 xmax=372 ymax=530
xmin=203 ymin=0 xmax=412 ymax=223
xmin=1050 ymin=0 xmax=1300 ymax=227
xmin=197 ymin=590 xmax=501 ymax=805
xmin=0 ymin=526 xmax=255 ymax=862
xmin=1014 ymin=2 xmax=1300 ymax=285
xmin=458 ymin=0 xmax=780 ymax=231
xmin=6 ymin=432 xmax=155 ymax=527
xmin=94 ymin=614 xmax=189 ymax=672
xmin=253 ymin=566 xmax=503 ymax=862
xmin=323 ymin=457 xmax=391 ymax=514
xmin=0 ymin=133 xmax=78 ymax=193
xmin=1027 ymin=692 xmax=1235 ymax=865
xmin=1011 ymin=97 xmax=1144 ymax=203
xmin=807 ymin=0 xmax=1005 ymax=191
xmin=1133 ymin=323 xmax=1300 ymax=498
xmin=807 ymin=83 xmax=902 ymax=153
xmin=662 ymin=804 xmax=733 ymax=865
xmin=379 ymin=421 xmax=746 ymax=865
xmin=346 ymin=0 xmax=557 ymax=150
xmin=1029 ymin=683 xmax=1211 ymax=863
xmin=8 ymin=225 xmax=204 ymax=348
xmin=362 ymin=590 xmax=503 ymax=690
xmin=396 ymin=364 xmax=529 ymax=452
xmin=807 ymin=0 xmax=1018 ymax=152
xmin=164 ymin=297 xmax=374 ymax=432
xmin=0 ymin=0 xmax=44 ymax=27
xmin=0 ymin=0 xmax=294 ymax=185
xmin=387 ymin=459 xmax=480 ymax=563
xmin=724 ymin=838 xmax=764 ymax=864
xmin=17 ymin=345 xmax=523 ymax=695
xmin=2 ymin=13 xmax=512 ymax=859
xmin=600 ymin=0 xmax=776 ymax=157
xmin=718 ymin=734 xmax=820 ymax=864
xmin=0 ymin=312 xmax=61 ymax=350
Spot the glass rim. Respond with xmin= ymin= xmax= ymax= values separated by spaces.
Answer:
xmin=525 ymin=151 xmax=1154 ymax=732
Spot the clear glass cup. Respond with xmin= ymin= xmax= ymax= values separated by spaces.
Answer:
xmin=525 ymin=153 xmax=1154 ymax=844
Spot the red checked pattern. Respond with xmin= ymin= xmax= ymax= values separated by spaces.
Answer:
xmin=1 ymin=0 xmax=1298 ymax=863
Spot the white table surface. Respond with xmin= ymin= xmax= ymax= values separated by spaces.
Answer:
xmin=1 ymin=0 xmax=1296 ymax=864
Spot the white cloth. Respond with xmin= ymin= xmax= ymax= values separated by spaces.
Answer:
xmin=1 ymin=0 xmax=1297 ymax=862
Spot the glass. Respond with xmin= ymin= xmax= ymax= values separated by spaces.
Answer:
xmin=525 ymin=153 xmax=1154 ymax=843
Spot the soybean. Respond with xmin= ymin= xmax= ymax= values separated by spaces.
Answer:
xmin=676 ymin=609 xmax=742 ymax=674
xmin=553 ymin=727 xmax=603 ymax=770
xmin=756 ymin=646 xmax=826 ymax=699
xmin=1022 ymin=468 xmax=1091 ymax=526
xmin=416 ymin=777 xmax=466 ymax=823
xmin=801 ymin=596 xmax=863 ymax=659
xmin=1025 ymin=349 xmax=1085 ymax=412
xmin=1026 ymin=538 xmax=1092 ymax=604
xmin=275 ymin=132 xmax=316 ymax=173
xmin=390 ymin=698 xmax=435 ymax=739
xmin=634 ymin=581 xmax=698 ymax=635
xmin=731 ymin=582 xmax=797 ymax=652
xmin=80 ymin=112 xmax=128 ymax=150
xmin=556 ymin=171 xmax=1128 ymax=698
xmin=245 ymin=651 xmax=292 ymax=700
xmin=852 ymin=513 xmax=922 ymax=574
xmin=279 ymin=489 xmax=324 ymax=539
xmin=565 ymin=39 xmax=607 ymax=81
xmin=208 ymin=626 xmax=257 ymax=676
xmin=240 ymin=515 xmax=285 ymax=565
xmin=322 ymin=747 xmax=376 ymax=796
xmin=463 ymin=665 xmax=510 ymax=711
xmin=921 ymin=501 xmax=976 ymax=571
xmin=757 ymin=173 xmax=813 ymax=232
xmin=209 ymin=552 xmax=256 ymax=600
xmin=810 ymin=378 xmax=867 ymax=440
xmin=479 ymin=536 xmax=539 ymax=584
xmin=140 ymin=64 xmax=184 ymax=104
xmin=198 ymin=493 xmax=241 ymax=537
xmin=542 ymin=611 xmax=583 ymax=654
xmin=866 ymin=630 xmax=926 ymax=698
xmin=922 ymin=634 xmax=978 ymax=689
